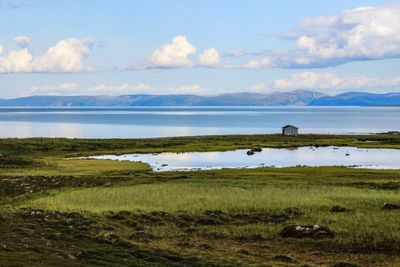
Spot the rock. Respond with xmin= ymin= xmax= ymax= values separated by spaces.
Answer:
xmin=279 ymin=225 xmax=335 ymax=239
xmin=247 ymin=150 xmax=255 ymax=156
xmin=330 ymin=206 xmax=350 ymax=213
xmin=251 ymin=147 xmax=263 ymax=152
xmin=383 ymin=203 xmax=400 ymax=210
xmin=67 ymin=254 xmax=76 ymax=261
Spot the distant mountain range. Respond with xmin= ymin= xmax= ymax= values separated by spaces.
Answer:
xmin=309 ymin=92 xmax=400 ymax=106
xmin=0 ymin=90 xmax=399 ymax=106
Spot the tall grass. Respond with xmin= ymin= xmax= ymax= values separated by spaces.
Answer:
xmin=30 ymin=182 xmax=400 ymax=214
xmin=28 ymin=182 xmax=400 ymax=251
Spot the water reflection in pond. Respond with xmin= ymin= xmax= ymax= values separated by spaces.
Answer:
xmin=87 ymin=146 xmax=400 ymax=172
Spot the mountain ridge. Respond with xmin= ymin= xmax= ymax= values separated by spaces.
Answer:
xmin=309 ymin=91 xmax=400 ymax=106
xmin=0 ymin=90 xmax=399 ymax=106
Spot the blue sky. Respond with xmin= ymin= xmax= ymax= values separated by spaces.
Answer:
xmin=0 ymin=0 xmax=400 ymax=98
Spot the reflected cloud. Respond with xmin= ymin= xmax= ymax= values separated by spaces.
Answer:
xmin=87 ymin=147 xmax=400 ymax=172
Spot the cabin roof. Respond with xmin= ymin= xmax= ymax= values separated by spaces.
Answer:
xmin=282 ymin=125 xmax=298 ymax=129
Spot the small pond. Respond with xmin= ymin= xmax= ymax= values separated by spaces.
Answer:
xmin=85 ymin=146 xmax=400 ymax=172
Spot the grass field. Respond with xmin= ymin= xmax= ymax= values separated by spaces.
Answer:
xmin=29 ymin=178 xmax=400 ymax=214
xmin=28 ymin=169 xmax=400 ymax=252
xmin=1 ymin=134 xmax=400 ymax=266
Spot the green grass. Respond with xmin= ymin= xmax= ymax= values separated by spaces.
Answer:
xmin=3 ymin=135 xmax=400 ymax=266
xmin=2 ymin=133 xmax=400 ymax=177
xmin=27 ymin=175 xmax=400 ymax=252
xmin=1 ymin=133 xmax=400 ymax=158
xmin=0 ymin=158 xmax=150 ymax=176
xmin=28 ymin=182 xmax=400 ymax=214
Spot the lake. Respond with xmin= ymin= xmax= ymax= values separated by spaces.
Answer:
xmin=0 ymin=106 xmax=399 ymax=138
xmin=86 ymin=146 xmax=400 ymax=171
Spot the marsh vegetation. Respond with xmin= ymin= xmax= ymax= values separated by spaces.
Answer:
xmin=1 ymin=134 xmax=400 ymax=266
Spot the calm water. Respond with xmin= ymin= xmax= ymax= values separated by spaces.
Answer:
xmin=87 ymin=147 xmax=400 ymax=171
xmin=0 ymin=106 xmax=399 ymax=138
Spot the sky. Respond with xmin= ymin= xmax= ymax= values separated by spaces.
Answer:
xmin=1 ymin=0 xmax=400 ymax=98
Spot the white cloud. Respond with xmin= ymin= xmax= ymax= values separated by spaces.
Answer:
xmin=14 ymin=35 xmax=30 ymax=47
xmin=88 ymin=83 xmax=153 ymax=95
xmin=33 ymin=39 xmax=93 ymax=73
xmin=237 ymin=4 xmax=400 ymax=69
xmin=0 ymin=48 xmax=33 ymax=73
xmin=253 ymin=72 xmax=400 ymax=92
xmin=23 ymin=82 xmax=210 ymax=96
xmin=170 ymin=84 xmax=209 ymax=94
xmin=89 ymin=83 xmax=209 ymax=95
xmin=0 ymin=43 xmax=4 ymax=55
xmin=0 ymin=38 xmax=93 ymax=73
xmin=293 ymin=5 xmax=400 ymax=64
xmin=21 ymin=83 xmax=79 ymax=96
xmin=243 ymin=56 xmax=274 ymax=69
xmin=298 ymin=5 xmax=400 ymax=66
xmin=199 ymin=48 xmax=220 ymax=67
xmin=131 ymin=36 xmax=230 ymax=70
xmin=149 ymin=35 xmax=196 ymax=68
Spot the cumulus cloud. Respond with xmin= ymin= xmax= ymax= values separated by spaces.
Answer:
xmin=198 ymin=48 xmax=220 ymax=67
xmin=149 ymin=35 xmax=196 ymax=68
xmin=252 ymin=72 xmax=400 ymax=92
xmin=292 ymin=5 xmax=400 ymax=66
xmin=14 ymin=36 xmax=30 ymax=48
xmin=242 ymin=4 xmax=400 ymax=69
xmin=33 ymin=39 xmax=93 ymax=72
xmin=131 ymin=36 xmax=230 ymax=70
xmin=0 ymin=38 xmax=93 ymax=73
xmin=0 ymin=48 xmax=33 ymax=73
xmin=243 ymin=56 xmax=274 ymax=69
xmin=133 ymin=4 xmax=400 ymax=71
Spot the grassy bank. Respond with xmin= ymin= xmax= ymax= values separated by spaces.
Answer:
xmin=1 ymin=135 xmax=400 ymax=266
xmin=1 ymin=133 xmax=400 ymax=157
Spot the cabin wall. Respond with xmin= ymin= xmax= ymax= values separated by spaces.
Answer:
xmin=282 ymin=128 xmax=298 ymax=136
